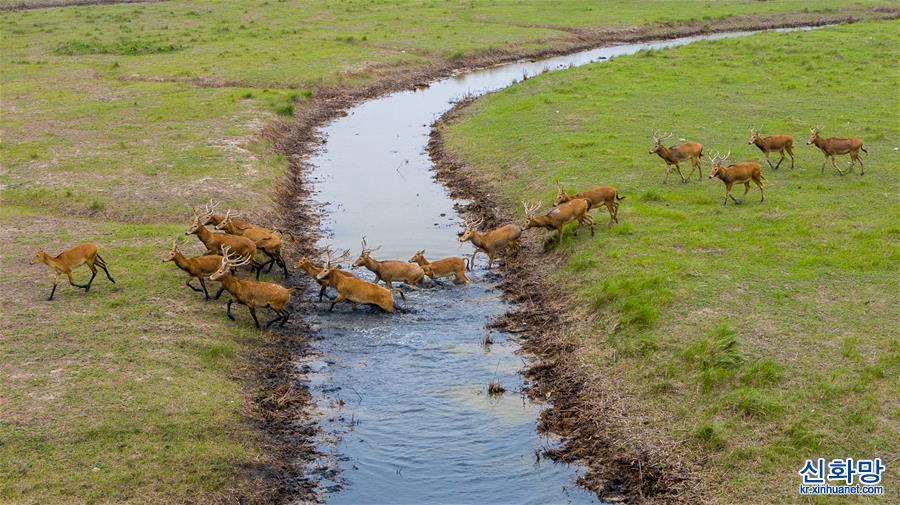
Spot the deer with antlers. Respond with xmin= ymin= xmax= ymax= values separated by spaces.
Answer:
xmin=215 ymin=209 xmax=293 ymax=278
xmin=208 ymin=246 xmax=294 ymax=329
xmin=196 ymin=200 xmax=255 ymax=230
xmin=317 ymin=248 xmax=405 ymax=312
xmin=807 ymin=126 xmax=868 ymax=175
xmin=554 ymin=180 xmax=624 ymax=228
xmin=649 ymin=130 xmax=704 ymax=183
xmin=352 ymin=237 xmax=425 ymax=288
xmin=458 ymin=217 xmax=522 ymax=270
xmin=186 ymin=211 xmax=260 ymax=277
xmin=408 ymin=250 xmax=469 ymax=284
xmin=163 ymin=239 xmax=223 ymax=300
xmin=708 ymin=151 xmax=765 ymax=206
xmin=523 ymin=199 xmax=594 ymax=243
xmin=295 ymin=256 xmax=356 ymax=301
xmin=749 ymin=128 xmax=794 ymax=170
xmin=30 ymin=243 xmax=115 ymax=300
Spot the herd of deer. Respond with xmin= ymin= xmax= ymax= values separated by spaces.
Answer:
xmin=29 ymin=126 xmax=866 ymax=326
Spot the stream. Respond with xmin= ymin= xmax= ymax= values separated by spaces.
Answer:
xmin=299 ymin=27 xmax=814 ymax=504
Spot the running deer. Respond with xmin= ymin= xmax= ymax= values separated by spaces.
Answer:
xmin=208 ymin=246 xmax=294 ymax=329
xmin=408 ymin=250 xmax=469 ymax=284
xmin=749 ymin=128 xmax=794 ymax=170
xmin=29 ymin=243 xmax=115 ymax=300
xmin=162 ymin=239 xmax=222 ymax=300
xmin=196 ymin=200 xmax=255 ymax=230
xmin=317 ymin=248 xmax=405 ymax=313
xmin=708 ymin=151 xmax=766 ymax=206
xmin=215 ymin=209 xmax=292 ymax=278
xmin=458 ymin=217 xmax=522 ymax=270
xmin=807 ymin=126 xmax=868 ymax=175
xmin=649 ymin=130 xmax=704 ymax=183
xmin=352 ymin=237 xmax=425 ymax=288
xmin=523 ymin=199 xmax=594 ymax=243
xmin=554 ymin=180 xmax=624 ymax=228
xmin=295 ymin=256 xmax=355 ymax=301
xmin=186 ymin=212 xmax=260 ymax=276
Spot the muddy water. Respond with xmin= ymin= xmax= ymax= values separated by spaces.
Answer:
xmin=302 ymin=28 xmax=812 ymax=504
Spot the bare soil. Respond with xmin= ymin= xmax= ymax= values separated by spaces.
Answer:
xmin=259 ymin=7 xmax=898 ymax=505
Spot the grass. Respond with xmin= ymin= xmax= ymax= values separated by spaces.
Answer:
xmin=441 ymin=21 xmax=899 ymax=503
xmin=2 ymin=1 xmax=897 ymax=503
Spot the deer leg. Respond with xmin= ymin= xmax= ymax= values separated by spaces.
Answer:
xmin=723 ymin=182 xmax=733 ymax=206
xmin=764 ymin=152 xmax=774 ymax=170
xmin=213 ymin=286 xmax=226 ymax=300
xmin=264 ymin=307 xmax=284 ymax=329
xmin=820 ymin=155 xmax=827 ymax=174
xmin=786 ymin=146 xmax=795 ymax=169
xmin=226 ymin=299 xmax=236 ymax=321
xmin=83 ymin=265 xmax=98 ymax=292
xmin=67 ymin=271 xmax=89 ymax=290
xmin=329 ymin=293 xmax=347 ymax=312
xmin=857 ymin=153 xmax=864 ymax=175
xmin=46 ymin=281 xmax=58 ymax=301
xmin=318 ymin=284 xmax=327 ymax=301
xmin=198 ymin=277 xmax=210 ymax=300
xmin=280 ymin=310 xmax=290 ymax=327
xmin=185 ymin=278 xmax=204 ymax=293
xmin=96 ymin=255 xmax=115 ymax=283
xmin=674 ymin=163 xmax=687 ymax=183
xmin=757 ymin=179 xmax=765 ymax=203
xmin=278 ymin=255 xmax=289 ymax=278
xmin=663 ymin=165 xmax=671 ymax=184
xmin=587 ymin=214 xmax=595 ymax=236
xmin=248 ymin=306 xmax=260 ymax=329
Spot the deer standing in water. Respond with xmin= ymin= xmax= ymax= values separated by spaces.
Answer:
xmin=649 ymin=130 xmax=704 ymax=183
xmin=408 ymin=250 xmax=469 ymax=284
xmin=30 ymin=243 xmax=115 ymax=300
xmin=748 ymin=128 xmax=794 ymax=170
xmin=352 ymin=237 xmax=425 ymax=288
xmin=708 ymin=151 xmax=765 ymax=206
xmin=296 ymin=256 xmax=355 ymax=301
xmin=458 ymin=217 xmax=522 ymax=270
xmin=807 ymin=126 xmax=867 ymax=175
xmin=317 ymin=248 xmax=405 ymax=313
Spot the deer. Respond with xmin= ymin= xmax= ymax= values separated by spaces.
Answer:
xmin=186 ymin=212 xmax=260 ymax=277
xmin=29 ymin=243 xmax=115 ymax=301
xmin=458 ymin=216 xmax=522 ymax=270
xmin=208 ymin=246 xmax=295 ymax=329
xmin=162 ymin=239 xmax=223 ymax=300
xmin=196 ymin=200 xmax=255 ymax=230
xmin=708 ymin=151 xmax=765 ymax=206
xmin=408 ymin=250 xmax=469 ymax=284
xmin=748 ymin=128 xmax=794 ymax=170
xmin=317 ymin=248 xmax=405 ymax=313
xmin=523 ymin=199 xmax=594 ymax=243
xmin=554 ymin=180 xmax=624 ymax=228
xmin=352 ymin=237 xmax=425 ymax=288
xmin=649 ymin=130 xmax=704 ymax=183
xmin=807 ymin=126 xmax=868 ymax=175
xmin=295 ymin=256 xmax=356 ymax=301
xmin=215 ymin=209 xmax=292 ymax=278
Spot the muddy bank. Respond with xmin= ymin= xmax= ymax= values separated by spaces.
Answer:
xmin=428 ymin=101 xmax=699 ymax=503
xmin=254 ymin=8 xmax=897 ymax=504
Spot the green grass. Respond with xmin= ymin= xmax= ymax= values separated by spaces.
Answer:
xmin=442 ymin=21 xmax=899 ymax=503
xmin=2 ymin=1 xmax=897 ymax=503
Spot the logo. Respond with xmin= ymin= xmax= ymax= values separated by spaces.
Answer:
xmin=798 ymin=458 xmax=885 ymax=496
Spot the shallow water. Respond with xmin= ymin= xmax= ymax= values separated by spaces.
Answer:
xmin=301 ymin=27 xmax=814 ymax=505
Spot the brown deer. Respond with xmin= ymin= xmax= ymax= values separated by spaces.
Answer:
xmin=208 ymin=246 xmax=294 ymax=329
xmin=352 ymin=237 xmax=425 ymax=288
xmin=162 ymin=239 xmax=222 ymax=300
xmin=708 ymin=151 xmax=766 ymax=206
xmin=186 ymin=212 xmax=260 ymax=276
xmin=458 ymin=217 xmax=522 ymax=270
xmin=807 ymin=126 xmax=867 ymax=175
xmin=554 ymin=180 xmax=624 ymax=228
xmin=30 ymin=243 xmax=115 ymax=300
xmin=317 ymin=249 xmax=405 ymax=313
xmin=649 ymin=130 xmax=704 ymax=183
xmin=408 ymin=250 xmax=469 ymax=284
xmin=215 ymin=209 xmax=292 ymax=278
xmin=295 ymin=256 xmax=356 ymax=301
xmin=523 ymin=199 xmax=594 ymax=243
xmin=749 ymin=128 xmax=794 ymax=170
xmin=196 ymin=200 xmax=255 ymax=230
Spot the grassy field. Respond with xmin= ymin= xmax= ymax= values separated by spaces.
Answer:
xmin=440 ymin=20 xmax=899 ymax=503
xmin=2 ymin=1 xmax=897 ymax=502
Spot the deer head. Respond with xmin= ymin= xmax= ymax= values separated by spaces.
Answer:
xmin=459 ymin=216 xmax=484 ymax=243
xmin=650 ymin=130 xmax=673 ymax=154
xmin=807 ymin=125 xmax=823 ymax=145
xmin=210 ymin=245 xmax=252 ymax=280
xmin=353 ymin=236 xmax=381 ymax=267
xmin=708 ymin=151 xmax=731 ymax=178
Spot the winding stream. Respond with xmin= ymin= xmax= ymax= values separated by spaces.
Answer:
xmin=300 ymin=27 xmax=814 ymax=504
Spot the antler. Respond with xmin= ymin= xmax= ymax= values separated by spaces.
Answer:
xmin=321 ymin=246 xmax=351 ymax=269
xmin=463 ymin=216 xmax=484 ymax=230
xmin=220 ymin=245 xmax=252 ymax=269
xmin=523 ymin=200 xmax=541 ymax=217
xmin=359 ymin=236 xmax=381 ymax=254
xmin=222 ymin=209 xmax=233 ymax=223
